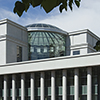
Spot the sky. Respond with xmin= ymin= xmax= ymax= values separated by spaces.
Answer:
xmin=0 ymin=0 xmax=100 ymax=37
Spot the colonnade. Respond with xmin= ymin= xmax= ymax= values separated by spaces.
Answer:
xmin=3 ymin=67 xmax=92 ymax=100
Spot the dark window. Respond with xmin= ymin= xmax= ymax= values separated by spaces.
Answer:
xmin=17 ymin=46 xmax=22 ymax=62
xmin=73 ymin=50 xmax=80 ymax=55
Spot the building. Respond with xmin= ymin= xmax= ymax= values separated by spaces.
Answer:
xmin=0 ymin=19 xmax=100 ymax=100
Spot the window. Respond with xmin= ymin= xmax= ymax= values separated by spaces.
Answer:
xmin=37 ymin=87 xmax=40 ymax=96
xmin=82 ymin=85 xmax=87 ymax=95
xmin=70 ymin=86 xmax=74 ymax=95
xmin=58 ymin=86 xmax=62 ymax=95
xmin=37 ymin=48 xmax=41 ymax=53
xmin=17 ymin=46 xmax=22 ymax=62
xmin=48 ymin=87 xmax=51 ymax=96
xmin=73 ymin=50 xmax=80 ymax=55
xmin=93 ymin=85 xmax=98 ymax=95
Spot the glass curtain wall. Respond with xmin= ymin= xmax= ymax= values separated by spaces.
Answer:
xmin=92 ymin=67 xmax=98 ymax=100
xmin=0 ymin=76 xmax=4 ymax=100
xmin=79 ymin=68 xmax=87 ymax=100
xmin=28 ymin=32 xmax=66 ymax=60
xmin=67 ymin=69 xmax=74 ymax=100
xmin=55 ymin=70 xmax=62 ymax=100
xmin=16 ymin=74 xmax=21 ymax=100
xmin=7 ymin=75 xmax=12 ymax=100
xmin=25 ymin=73 xmax=30 ymax=100
xmin=45 ymin=71 xmax=51 ymax=100
xmin=35 ymin=73 xmax=40 ymax=100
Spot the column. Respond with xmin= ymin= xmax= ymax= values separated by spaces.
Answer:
xmin=87 ymin=67 xmax=92 ymax=100
xmin=21 ymin=74 xmax=25 ymax=100
xmin=41 ymin=72 xmax=44 ymax=100
xmin=12 ymin=74 xmax=16 ymax=100
xmin=74 ymin=69 xmax=79 ymax=100
xmin=62 ymin=70 xmax=67 ymax=100
xmin=51 ymin=71 xmax=55 ymax=100
xmin=31 ymin=73 xmax=34 ymax=100
xmin=4 ymin=75 xmax=7 ymax=100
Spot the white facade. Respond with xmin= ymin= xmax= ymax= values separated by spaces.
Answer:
xmin=0 ymin=19 xmax=100 ymax=100
xmin=0 ymin=19 xmax=28 ymax=65
xmin=69 ymin=29 xmax=99 ymax=55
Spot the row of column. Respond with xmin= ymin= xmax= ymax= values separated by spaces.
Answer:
xmin=3 ymin=67 xmax=92 ymax=100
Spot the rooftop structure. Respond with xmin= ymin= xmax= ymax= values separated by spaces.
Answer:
xmin=0 ymin=19 xmax=100 ymax=100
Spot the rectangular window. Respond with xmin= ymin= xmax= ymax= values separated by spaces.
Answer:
xmin=18 ymin=88 xmax=21 ymax=97
xmin=30 ymin=47 xmax=34 ymax=52
xmin=37 ymin=48 xmax=41 ymax=53
xmin=28 ymin=88 xmax=31 ymax=96
xmin=17 ymin=46 xmax=22 ymax=62
xmin=58 ymin=86 xmax=62 ymax=95
xmin=44 ymin=47 xmax=47 ymax=53
xmin=70 ymin=86 xmax=74 ymax=95
xmin=82 ymin=85 xmax=87 ymax=95
xmin=93 ymin=85 xmax=98 ymax=95
xmin=48 ymin=87 xmax=51 ymax=96
xmin=10 ymin=89 xmax=12 ymax=97
xmin=73 ymin=50 xmax=80 ymax=55
xmin=37 ymin=87 xmax=40 ymax=96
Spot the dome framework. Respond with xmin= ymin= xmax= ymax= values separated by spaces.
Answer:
xmin=27 ymin=23 xmax=67 ymax=60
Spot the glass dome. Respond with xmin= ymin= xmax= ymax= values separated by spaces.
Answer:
xmin=26 ymin=23 xmax=67 ymax=35
xmin=27 ymin=23 xmax=67 ymax=60
xmin=26 ymin=23 xmax=60 ymax=28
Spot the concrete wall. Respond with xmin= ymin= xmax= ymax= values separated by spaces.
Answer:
xmin=0 ymin=40 xmax=6 ymax=65
xmin=0 ymin=23 xmax=7 ymax=35
xmin=7 ymin=23 xmax=27 ymax=43
xmin=6 ymin=40 xmax=28 ymax=63
xmin=6 ymin=40 xmax=17 ymax=63
xmin=0 ymin=19 xmax=28 ymax=65
xmin=69 ymin=29 xmax=99 ymax=55
xmin=0 ymin=21 xmax=7 ymax=65
xmin=87 ymin=31 xmax=99 ymax=53
xmin=6 ymin=19 xmax=28 ymax=63
xmin=70 ymin=33 xmax=87 ymax=45
xmin=69 ymin=31 xmax=88 ymax=55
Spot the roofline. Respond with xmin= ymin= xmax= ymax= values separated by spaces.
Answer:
xmin=0 ymin=18 xmax=27 ymax=31
xmin=0 ymin=52 xmax=100 ymax=74
xmin=69 ymin=29 xmax=100 ymax=40
xmin=27 ymin=27 xmax=68 ymax=35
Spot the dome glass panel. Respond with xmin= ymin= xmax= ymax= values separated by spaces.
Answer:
xmin=28 ymin=31 xmax=66 ymax=60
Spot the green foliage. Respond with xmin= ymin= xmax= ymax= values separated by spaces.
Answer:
xmin=13 ymin=0 xmax=81 ymax=17
xmin=94 ymin=40 xmax=100 ymax=51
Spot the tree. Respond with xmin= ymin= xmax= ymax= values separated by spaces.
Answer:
xmin=94 ymin=40 xmax=100 ymax=51
xmin=13 ymin=0 xmax=81 ymax=17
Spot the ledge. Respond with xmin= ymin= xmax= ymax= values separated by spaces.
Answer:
xmin=0 ymin=52 xmax=100 ymax=75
